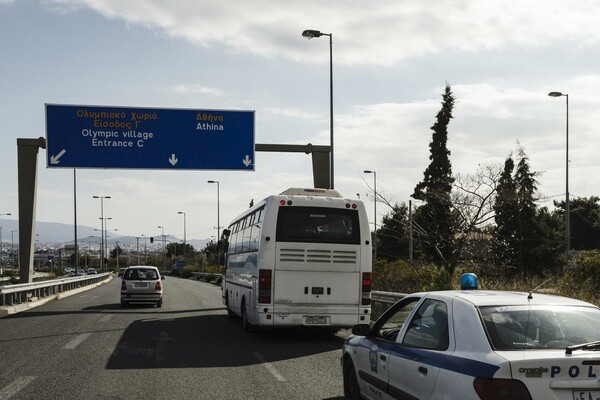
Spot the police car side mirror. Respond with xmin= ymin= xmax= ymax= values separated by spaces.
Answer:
xmin=351 ymin=324 xmax=371 ymax=336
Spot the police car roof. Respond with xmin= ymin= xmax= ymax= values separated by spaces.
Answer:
xmin=422 ymin=290 xmax=598 ymax=308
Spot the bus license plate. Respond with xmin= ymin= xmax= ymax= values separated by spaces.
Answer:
xmin=305 ymin=316 xmax=328 ymax=325
xmin=573 ymin=391 xmax=600 ymax=400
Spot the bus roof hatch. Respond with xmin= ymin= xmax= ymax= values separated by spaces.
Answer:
xmin=279 ymin=188 xmax=343 ymax=198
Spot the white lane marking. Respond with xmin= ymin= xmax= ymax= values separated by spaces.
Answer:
xmin=0 ymin=376 xmax=35 ymax=400
xmin=253 ymin=351 xmax=286 ymax=382
xmin=98 ymin=314 xmax=113 ymax=323
xmin=63 ymin=333 xmax=92 ymax=349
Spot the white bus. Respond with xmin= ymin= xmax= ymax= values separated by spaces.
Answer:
xmin=221 ymin=188 xmax=372 ymax=331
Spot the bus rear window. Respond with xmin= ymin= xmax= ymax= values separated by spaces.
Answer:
xmin=276 ymin=207 xmax=361 ymax=244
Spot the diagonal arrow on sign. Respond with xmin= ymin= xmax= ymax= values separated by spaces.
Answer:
xmin=50 ymin=149 xmax=66 ymax=164
xmin=169 ymin=154 xmax=178 ymax=166
xmin=243 ymin=155 xmax=252 ymax=167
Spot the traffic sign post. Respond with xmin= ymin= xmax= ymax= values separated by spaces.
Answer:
xmin=45 ymin=104 xmax=255 ymax=170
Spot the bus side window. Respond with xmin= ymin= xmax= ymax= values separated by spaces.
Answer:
xmin=249 ymin=222 xmax=260 ymax=251
xmin=241 ymin=226 xmax=249 ymax=252
xmin=246 ymin=213 xmax=259 ymax=251
xmin=230 ymin=223 xmax=240 ymax=254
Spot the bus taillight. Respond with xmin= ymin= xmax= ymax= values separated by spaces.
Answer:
xmin=361 ymin=272 xmax=372 ymax=305
xmin=258 ymin=269 xmax=272 ymax=304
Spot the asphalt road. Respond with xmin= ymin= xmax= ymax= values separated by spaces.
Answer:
xmin=0 ymin=276 xmax=348 ymax=400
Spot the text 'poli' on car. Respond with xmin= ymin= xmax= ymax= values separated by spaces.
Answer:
xmin=341 ymin=275 xmax=600 ymax=400
xmin=120 ymin=266 xmax=164 ymax=308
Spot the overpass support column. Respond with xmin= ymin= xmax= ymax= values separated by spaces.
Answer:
xmin=17 ymin=137 xmax=46 ymax=284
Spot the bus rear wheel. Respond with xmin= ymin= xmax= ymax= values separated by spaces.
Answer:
xmin=241 ymin=299 xmax=254 ymax=332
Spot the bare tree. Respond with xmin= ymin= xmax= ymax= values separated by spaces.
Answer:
xmin=449 ymin=163 xmax=502 ymax=271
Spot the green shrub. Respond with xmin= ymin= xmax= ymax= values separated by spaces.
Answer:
xmin=557 ymin=251 xmax=600 ymax=305
xmin=373 ymin=260 xmax=445 ymax=293
xmin=372 ymin=254 xmax=600 ymax=308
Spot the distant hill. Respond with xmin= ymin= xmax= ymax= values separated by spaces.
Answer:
xmin=0 ymin=219 xmax=102 ymax=243
xmin=0 ymin=219 xmax=211 ymax=250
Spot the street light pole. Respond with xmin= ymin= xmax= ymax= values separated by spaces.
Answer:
xmin=302 ymin=29 xmax=334 ymax=189
xmin=158 ymin=225 xmax=166 ymax=255
xmin=93 ymin=196 xmax=110 ymax=273
xmin=11 ymin=230 xmax=17 ymax=268
xmin=178 ymin=211 xmax=187 ymax=245
xmin=0 ymin=213 xmax=11 ymax=268
xmin=104 ymin=217 xmax=112 ymax=272
xmin=364 ymin=170 xmax=377 ymax=261
xmin=207 ymin=181 xmax=221 ymax=240
xmin=141 ymin=234 xmax=147 ymax=264
xmin=548 ymin=91 xmax=570 ymax=267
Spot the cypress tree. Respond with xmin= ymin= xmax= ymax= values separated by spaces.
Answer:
xmin=493 ymin=155 xmax=518 ymax=273
xmin=375 ymin=203 xmax=410 ymax=261
xmin=412 ymin=84 xmax=456 ymax=270
xmin=513 ymin=145 xmax=542 ymax=275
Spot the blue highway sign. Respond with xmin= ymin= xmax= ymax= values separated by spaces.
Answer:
xmin=45 ymin=104 xmax=255 ymax=170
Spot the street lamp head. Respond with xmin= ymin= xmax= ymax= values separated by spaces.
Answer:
xmin=207 ymin=180 xmax=218 ymax=184
xmin=178 ymin=211 xmax=185 ymax=215
xmin=302 ymin=29 xmax=323 ymax=39
xmin=364 ymin=170 xmax=375 ymax=174
xmin=548 ymin=91 xmax=565 ymax=97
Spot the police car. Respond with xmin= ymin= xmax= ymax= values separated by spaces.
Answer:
xmin=341 ymin=274 xmax=600 ymax=400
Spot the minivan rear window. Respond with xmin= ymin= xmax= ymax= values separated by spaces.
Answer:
xmin=124 ymin=268 xmax=159 ymax=281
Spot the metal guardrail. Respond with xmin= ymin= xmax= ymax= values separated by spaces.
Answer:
xmin=372 ymin=290 xmax=407 ymax=304
xmin=190 ymin=272 xmax=223 ymax=285
xmin=1 ymin=271 xmax=403 ymax=320
xmin=0 ymin=273 xmax=111 ymax=306
xmin=371 ymin=291 xmax=407 ymax=320
xmin=184 ymin=274 xmax=405 ymax=319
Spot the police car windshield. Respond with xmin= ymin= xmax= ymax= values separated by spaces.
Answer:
xmin=480 ymin=305 xmax=600 ymax=351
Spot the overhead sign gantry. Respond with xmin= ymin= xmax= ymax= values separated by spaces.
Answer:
xmin=45 ymin=104 xmax=255 ymax=170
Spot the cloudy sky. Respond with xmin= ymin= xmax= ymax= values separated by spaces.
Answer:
xmin=1 ymin=0 xmax=599 ymax=243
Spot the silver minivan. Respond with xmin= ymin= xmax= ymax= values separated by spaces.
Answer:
xmin=120 ymin=266 xmax=164 ymax=307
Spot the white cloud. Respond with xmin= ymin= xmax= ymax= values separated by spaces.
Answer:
xmin=265 ymin=107 xmax=321 ymax=120
xmin=172 ymin=84 xmax=226 ymax=97
xmin=46 ymin=0 xmax=600 ymax=66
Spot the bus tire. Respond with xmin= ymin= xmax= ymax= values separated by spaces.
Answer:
xmin=241 ymin=299 xmax=254 ymax=332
